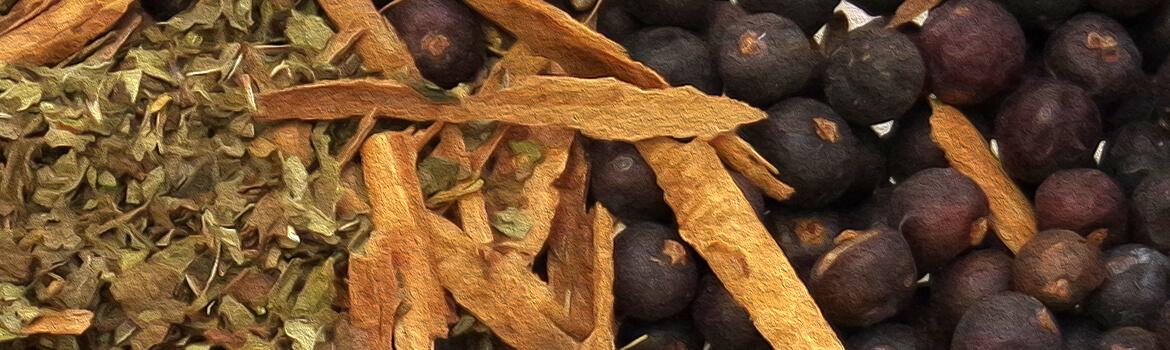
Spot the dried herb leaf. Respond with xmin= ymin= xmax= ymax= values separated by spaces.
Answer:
xmin=256 ymin=76 xmax=766 ymax=141
xmin=418 ymin=156 xmax=467 ymax=196
xmin=292 ymin=256 xmax=337 ymax=318
xmin=31 ymin=150 xmax=88 ymax=208
xmin=285 ymin=9 xmax=334 ymax=52
xmin=491 ymin=207 xmax=533 ymax=240
xmin=0 ymin=82 xmax=41 ymax=111
xmin=44 ymin=126 xmax=95 ymax=151
xmin=928 ymin=98 xmax=1036 ymax=253
xmin=218 ymin=295 xmax=255 ymax=331
xmin=126 ymin=49 xmax=176 ymax=84
xmin=635 ymin=137 xmax=844 ymax=350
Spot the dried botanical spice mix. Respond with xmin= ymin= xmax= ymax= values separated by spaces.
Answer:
xmin=5 ymin=0 xmax=1170 ymax=349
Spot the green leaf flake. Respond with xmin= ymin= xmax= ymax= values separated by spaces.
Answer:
xmin=0 ymin=282 xmax=39 ymax=341
xmin=285 ymin=10 xmax=334 ymax=52
xmin=219 ymin=295 xmax=256 ymax=330
xmin=202 ymin=211 xmax=246 ymax=265
xmin=44 ymin=126 xmax=95 ymax=151
xmin=31 ymin=151 xmax=89 ymax=208
xmin=116 ymin=69 xmax=143 ymax=102
xmin=140 ymin=167 xmax=168 ymax=199
xmin=0 ymin=325 xmax=23 ymax=342
xmin=460 ymin=120 xmax=498 ymax=150
xmin=509 ymin=140 xmax=545 ymax=179
xmin=240 ymin=334 xmax=277 ymax=350
xmin=126 ymin=49 xmax=177 ymax=84
xmin=279 ymin=151 xmax=339 ymax=239
xmin=126 ymin=180 xmax=144 ymax=205
xmin=167 ymin=0 xmax=222 ymax=30
xmin=130 ymin=108 xmax=162 ymax=162
xmin=282 ymin=155 xmax=309 ymax=199
xmin=509 ymin=140 xmax=544 ymax=163
xmin=0 ymin=113 xmax=20 ymax=140
xmin=283 ymin=318 xmax=324 ymax=350
xmin=292 ymin=256 xmax=336 ymax=318
xmin=491 ymin=207 xmax=533 ymax=240
xmin=98 ymin=171 xmax=117 ymax=188
xmin=0 ymin=82 xmax=42 ymax=111
xmin=224 ymin=0 xmax=255 ymax=30
xmin=418 ymin=156 xmax=467 ymax=196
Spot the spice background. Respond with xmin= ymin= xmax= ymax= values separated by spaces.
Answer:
xmin=0 ymin=0 xmax=1168 ymax=349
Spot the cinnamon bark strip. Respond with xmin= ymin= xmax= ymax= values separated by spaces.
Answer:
xmin=928 ymin=98 xmax=1037 ymax=253
xmin=255 ymin=76 xmax=765 ymax=141
xmin=888 ymin=0 xmax=944 ymax=28
xmin=508 ymin=127 xmax=576 ymax=257
xmin=460 ymin=0 xmax=668 ymax=89
xmin=21 ymin=309 xmax=93 ymax=335
xmin=579 ymin=203 xmax=616 ymax=350
xmin=709 ymin=133 xmax=795 ymax=201
xmin=428 ymin=212 xmax=582 ymax=350
xmin=544 ymin=137 xmax=599 ymax=340
xmin=0 ymin=0 xmax=135 ymax=65
xmin=345 ymin=244 xmax=398 ymax=350
xmin=316 ymin=0 xmax=416 ymax=77
xmin=636 ymin=137 xmax=844 ymax=350
xmin=479 ymin=43 xmax=554 ymax=94
xmin=0 ymin=0 xmax=58 ymax=36
xmin=359 ymin=132 xmax=451 ymax=350
xmin=432 ymin=124 xmax=494 ymax=244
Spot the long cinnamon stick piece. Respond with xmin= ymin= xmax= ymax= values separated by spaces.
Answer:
xmin=636 ymin=137 xmax=844 ymax=350
xmin=360 ymin=132 xmax=452 ymax=350
xmin=0 ymin=0 xmax=134 ymax=65
xmin=928 ymin=98 xmax=1037 ymax=253
xmin=428 ymin=212 xmax=583 ymax=350
xmin=316 ymin=0 xmax=416 ymax=77
xmin=709 ymin=133 xmax=795 ymax=201
xmin=460 ymin=0 xmax=668 ymax=89
xmin=256 ymin=77 xmax=765 ymax=141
